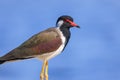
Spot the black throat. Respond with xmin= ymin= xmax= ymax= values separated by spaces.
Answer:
xmin=59 ymin=26 xmax=71 ymax=47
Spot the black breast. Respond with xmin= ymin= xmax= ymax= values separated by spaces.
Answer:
xmin=60 ymin=26 xmax=71 ymax=49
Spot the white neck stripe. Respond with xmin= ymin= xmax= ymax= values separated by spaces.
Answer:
xmin=57 ymin=20 xmax=64 ymax=27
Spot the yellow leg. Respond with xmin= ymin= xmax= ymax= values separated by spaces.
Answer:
xmin=40 ymin=60 xmax=46 ymax=80
xmin=45 ymin=61 xmax=48 ymax=80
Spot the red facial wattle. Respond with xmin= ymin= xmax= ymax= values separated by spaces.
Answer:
xmin=65 ymin=19 xmax=80 ymax=28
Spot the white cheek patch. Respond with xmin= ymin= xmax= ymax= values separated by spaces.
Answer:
xmin=57 ymin=20 xmax=64 ymax=27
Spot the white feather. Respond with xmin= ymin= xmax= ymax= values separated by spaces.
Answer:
xmin=57 ymin=20 xmax=64 ymax=27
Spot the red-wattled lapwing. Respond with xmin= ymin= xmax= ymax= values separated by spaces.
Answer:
xmin=0 ymin=15 xmax=80 ymax=80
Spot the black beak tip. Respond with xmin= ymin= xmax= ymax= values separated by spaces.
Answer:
xmin=76 ymin=25 xmax=80 ymax=28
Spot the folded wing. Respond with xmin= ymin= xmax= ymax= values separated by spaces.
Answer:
xmin=0 ymin=28 xmax=62 ymax=64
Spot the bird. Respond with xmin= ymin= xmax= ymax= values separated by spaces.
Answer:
xmin=0 ymin=15 xmax=80 ymax=80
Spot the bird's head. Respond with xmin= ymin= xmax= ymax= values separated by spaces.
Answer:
xmin=56 ymin=15 xmax=80 ymax=29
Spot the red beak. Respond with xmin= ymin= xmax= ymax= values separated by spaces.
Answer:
xmin=65 ymin=19 xmax=80 ymax=28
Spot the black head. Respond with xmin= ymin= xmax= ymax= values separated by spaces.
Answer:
xmin=56 ymin=15 xmax=80 ymax=29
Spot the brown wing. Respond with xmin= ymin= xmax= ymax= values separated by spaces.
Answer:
xmin=19 ymin=28 xmax=62 ymax=54
xmin=0 ymin=28 xmax=62 ymax=61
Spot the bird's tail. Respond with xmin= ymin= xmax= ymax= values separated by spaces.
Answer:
xmin=0 ymin=48 xmax=34 ymax=65
xmin=0 ymin=49 xmax=22 ymax=65
xmin=0 ymin=55 xmax=7 ymax=64
xmin=0 ymin=59 xmax=6 ymax=64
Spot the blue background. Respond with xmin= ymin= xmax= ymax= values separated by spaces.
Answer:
xmin=0 ymin=0 xmax=120 ymax=80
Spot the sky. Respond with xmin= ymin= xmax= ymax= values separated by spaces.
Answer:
xmin=0 ymin=0 xmax=120 ymax=80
